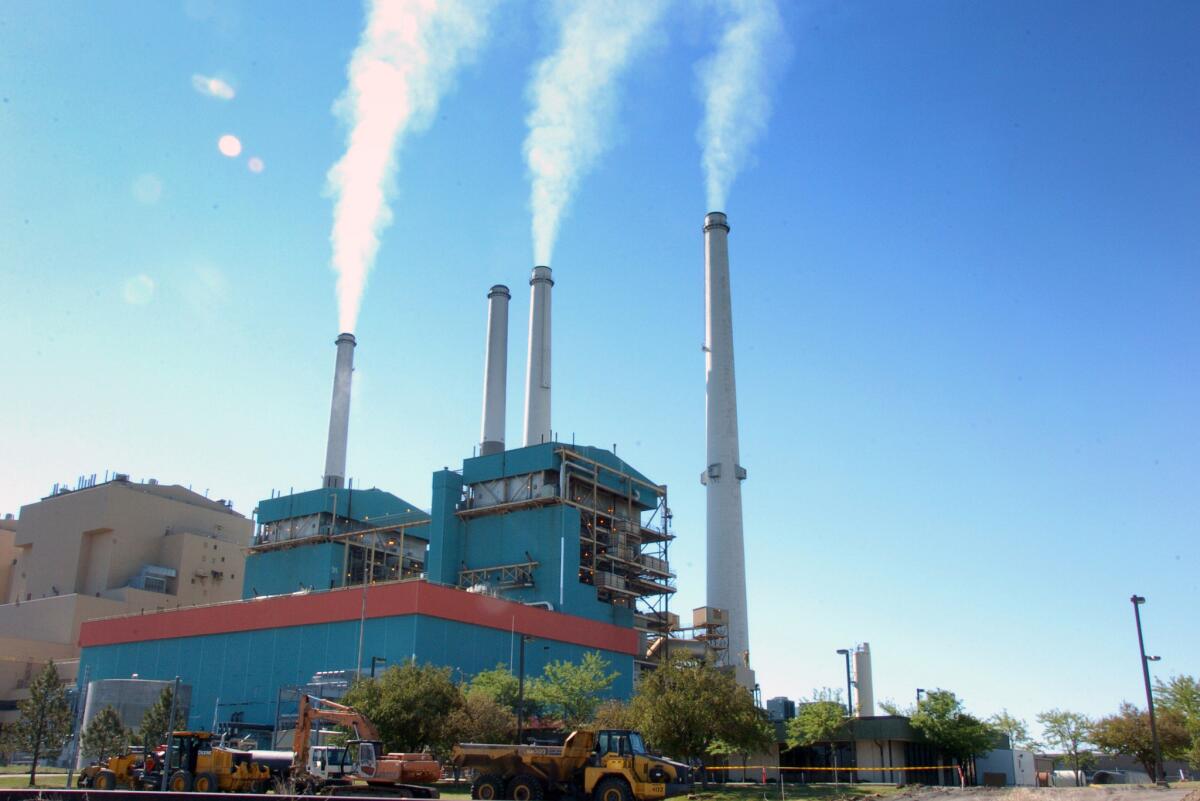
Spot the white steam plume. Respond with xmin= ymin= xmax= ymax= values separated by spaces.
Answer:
xmin=525 ymin=0 xmax=668 ymax=266
xmin=698 ymin=0 xmax=785 ymax=210
xmin=328 ymin=0 xmax=494 ymax=333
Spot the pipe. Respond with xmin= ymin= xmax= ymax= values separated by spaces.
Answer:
xmin=323 ymin=332 xmax=356 ymax=489
xmin=480 ymin=285 xmax=511 ymax=456
xmin=702 ymin=211 xmax=753 ymax=689
xmin=523 ymin=265 xmax=553 ymax=446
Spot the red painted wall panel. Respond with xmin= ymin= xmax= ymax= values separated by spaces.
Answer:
xmin=78 ymin=580 xmax=638 ymax=655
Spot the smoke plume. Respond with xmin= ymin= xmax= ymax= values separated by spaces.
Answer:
xmin=698 ymin=0 xmax=785 ymax=210
xmin=525 ymin=0 xmax=667 ymax=266
xmin=328 ymin=0 xmax=494 ymax=333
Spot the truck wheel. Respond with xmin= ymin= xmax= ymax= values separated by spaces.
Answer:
xmin=193 ymin=772 xmax=220 ymax=793
xmin=77 ymin=773 xmax=91 ymax=788
xmin=472 ymin=773 xmax=506 ymax=800
xmin=170 ymin=770 xmax=195 ymax=792
xmin=593 ymin=777 xmax=632 ymax=801
xmin=507 ymin=775 xmax=545 ymax=801
xmin=95 ymin=770 xmax=118 ymax=791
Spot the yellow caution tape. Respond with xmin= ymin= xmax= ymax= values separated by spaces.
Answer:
xmin=703 ymin=765 xmax=955 ymax=772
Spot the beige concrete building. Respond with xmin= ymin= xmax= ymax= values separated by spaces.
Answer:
xmin=0 ymin=477 xmax=252 ymax=724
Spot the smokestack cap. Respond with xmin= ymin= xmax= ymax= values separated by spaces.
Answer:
xmin=488 ymin=284 xmax=511 ymax=299
xmin=335 ymin=332 xmax=357 ymax=346
xmin=530 ymin=265 xmax=553 ymax=286
xmin=704 ymin=212 xmax=729 ymax=233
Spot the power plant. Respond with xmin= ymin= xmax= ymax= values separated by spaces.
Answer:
xmin=63 ymin=214 xmax=764 ymax=738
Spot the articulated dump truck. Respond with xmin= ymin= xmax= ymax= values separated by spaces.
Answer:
xmin=451 ymin=729 xmax=692 ymax=801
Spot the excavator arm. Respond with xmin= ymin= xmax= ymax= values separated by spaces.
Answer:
xmin=294 ymin=694 xmax=383 ymax=773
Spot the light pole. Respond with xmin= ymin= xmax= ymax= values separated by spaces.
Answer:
xmin=370 ymin=657 xmax=386 ymax=678
xmin=916 ymin=688 xmax=925 ymax=708
xmin=836 ymin=649 xmax=853 ymax=716
xmin=1131 ymin=595 xmax=1166 ymax=786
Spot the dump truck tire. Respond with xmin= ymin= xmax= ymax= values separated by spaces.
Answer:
xmin=593 ymin=777 xmax=632 ymax=801
xmin=472 ymin=773 xmax=505 ymax=800
xmin=193 ymin=772 xmax=220 ymax=793
xmin=77 ymin=773 xmax=91 ymax=788
xmin=507 ymin=774 xmax=544 ymax=801
xmin=95 ymin=770 xmax=118 ymax=791
xmin=170 ymin=770 xmax=194 ymax=792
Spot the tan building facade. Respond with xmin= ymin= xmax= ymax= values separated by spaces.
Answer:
xmin=0 ymin=478 xmax=252 ymax=723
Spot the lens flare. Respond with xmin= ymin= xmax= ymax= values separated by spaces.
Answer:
xmin=217 ymin=134 xmax=242 ymax=158
xmin=247 ymin=156 xmax=264 ymax=173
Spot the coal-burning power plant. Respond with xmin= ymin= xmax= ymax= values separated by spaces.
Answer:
xmin=73 ymin=219 xmax=761 ymax=734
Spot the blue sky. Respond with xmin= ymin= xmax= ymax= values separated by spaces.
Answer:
xmin=2 ymin=0 xmax=1197 ymax=736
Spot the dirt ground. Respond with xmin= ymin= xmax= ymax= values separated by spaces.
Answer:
xmin=887 ymin=785 xmax=1200 ymax=801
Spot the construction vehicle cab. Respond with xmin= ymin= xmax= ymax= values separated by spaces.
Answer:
xmin=163 ymin=730 xmax=271 ymax=793
xmin=290 ymin=694 xmax=440 ymax=798
xmin=76 ymin=752 xmax=143 ymax=790
xmin=453 ymin=727 xmax=691 ymax=801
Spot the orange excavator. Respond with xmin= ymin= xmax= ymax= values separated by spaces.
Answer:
xmin=291 ymin=694 xmax=441 ymax=798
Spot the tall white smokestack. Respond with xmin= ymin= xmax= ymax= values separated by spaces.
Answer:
xmin=702 ymin=211 xmax=754 ymax=689
xmin=480 ymin=284 xmax=511 ymax=456
xmin=323 ymin=332 xmax=356 ymax=489
xmin=523 ymin=265 xmax=553 ymax=446
xmin=854 ymin=643 xmax=875 ymax=717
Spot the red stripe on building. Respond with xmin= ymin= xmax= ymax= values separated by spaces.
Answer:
xmin=78 ymin=580 xmax=638 ymax=655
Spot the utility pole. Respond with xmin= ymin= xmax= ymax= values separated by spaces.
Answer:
xmin=1131 ymin=595 xmax=1166 ymax=786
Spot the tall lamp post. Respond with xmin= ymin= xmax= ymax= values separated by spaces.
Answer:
xmin=836 ymin=649 xmax=853 ymax=716
xmin=916 ymin=688 xmax=925 ymax=708
xmin=1130 ymin=595 xmax=1166 ymax=785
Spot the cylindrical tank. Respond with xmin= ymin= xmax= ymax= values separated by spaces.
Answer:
xmin=853 ymin=643 xmax=874 ymax=716
xmin=77 ymin=679 xmax=191 ymax=767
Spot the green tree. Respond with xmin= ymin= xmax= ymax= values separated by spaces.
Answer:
xmin=445 ymin=689 xmax=515 ymax=745
xmin=989 ymin=709 xmax=1038 ymax=751
xmin=81 ymin=705 xmax=132 ymax=761
xmin=786 ymin=690 xmax=849 ymax=782
xmin=878 ymin=699 xmax=915 ymax=717
xmin=341 ymin=662 xmax=463 ymax=755
xmin=592 ymin=699 xmax=637 ymax=729
xmin=909 ymin=689 xmax=996 ymax=787
xmin=139 ymin=686 xmax=187 ymax=751
xmin=629 ymin=656 xmax=765 ymax=787
xmin=528 ymin=651 xmax=618 ymax=728
xmin=1155 ymin=674 xmax=1200 ymax=767
xmin=467 ymin=665 xmax=521 ymax=712
xmin=712 ymin=704 xmax=776 ymax=783
xmin=1090 ymin=702 xmax=1191 ymax=779
xmin=10 ymin=661 xmax=72 ymax=786
xmin=1036 ymin=708 xmax=1093 ymax=786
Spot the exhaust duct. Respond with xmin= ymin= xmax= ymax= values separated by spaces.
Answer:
xmin=702 ymin=211 xmax=754 ymax=689
xmin=323 ymin=332 xmax=356 ymax=489
xmin=480 ymin=284 xmax=511 ymax=457
xmin=523 ymin=265 xmax=553 ymax=446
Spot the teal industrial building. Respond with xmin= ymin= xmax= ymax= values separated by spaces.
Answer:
xmin=77 ymin=442 xmax=677 ymax=735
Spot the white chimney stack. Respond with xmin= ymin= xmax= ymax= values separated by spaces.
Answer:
xmin=854 ymin=643 xmax=875 ymax=717
xmin=480 ymin=284 xmax=511 ymax=456
xmin=702 ymin=211 xmax=754 ymax=689
xmin=323 ymin=332 xmax=356 ymax=489
xmin=523 ymin=265 xmax=553 ymax=447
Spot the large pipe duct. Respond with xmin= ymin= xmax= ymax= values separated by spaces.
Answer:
xmin=702 ymin=211 xmax=754 ymax=689
xmin=480 ymin=284 xmax=511 ymax=456
xmin=323 ymin=332 xmax=356 ymax=489
xmin=523 ymin=265 xmax=553 ymax=446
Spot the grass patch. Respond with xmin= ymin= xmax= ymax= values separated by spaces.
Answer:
xmin=0 ymin=773 xmax=71 ymax=788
